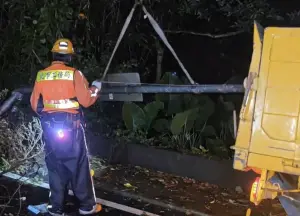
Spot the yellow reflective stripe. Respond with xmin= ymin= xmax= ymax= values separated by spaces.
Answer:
xmin=44 ymin=103 xmax=79 ymax=109
xmin=36 ymin=70 xmax=74 ymax=82
xmin=44 ymin=100 xmax=79 ymax=109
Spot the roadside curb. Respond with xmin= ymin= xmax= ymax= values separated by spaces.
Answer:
xmin=96 ymin=183 xmax=210 ymax=216
xmin=88 ymin=133 xmax=258 ymax=192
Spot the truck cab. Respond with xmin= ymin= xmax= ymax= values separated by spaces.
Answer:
xmin=233 ymin=22 xmax=300 ymax=215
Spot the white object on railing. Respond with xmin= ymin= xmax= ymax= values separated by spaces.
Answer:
xmin=233 ymin=109 xmax=237 ymax=138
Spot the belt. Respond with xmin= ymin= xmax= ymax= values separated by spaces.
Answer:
xmin=41 ymin=112 xmax=81 ymax=128
xmin=43 ymin=99 xmax=80 ymax=109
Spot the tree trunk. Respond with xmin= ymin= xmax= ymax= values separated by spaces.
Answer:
xmin=155 ymin=39 xmax=164 ymax=83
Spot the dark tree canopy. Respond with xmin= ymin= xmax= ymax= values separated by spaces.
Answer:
xmin=1 ymin=0 xmax=299 ymax=88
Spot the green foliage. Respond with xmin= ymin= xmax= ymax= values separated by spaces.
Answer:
xmin=0 ymin=0 xmax=76 ymax=86
xmin=152 ymin=118 xmax=169 ymax=133
xmin=122 ymin=72 xmax=217 ymax=138
xmin=170 ymin=108 xmax=199 ymax=135
xmin=155 ymin=72 xmax=184 ymax=115
xmin=178 ymin=0 xmax=280 ymax=32
xmin=218 ymin=96 xmax=236 ymax=142
xmin=201 ymin=125 xmax=217 ymax=137
xmin=153 ymin=73 xmax=216 ymax=135
xmin=122 ymin=102 xmax=145 ymax=131
xmin=206 ymin=138 xmax=230 ymax=159
xmin=0 ymin=89 xmax=9 ymax=101
xmin=144 ymin=101 xmax=165 ymax=130
xmin=0 ymin=0 xmax=110 ymax=87
xmin=1 ymin=0 xmax=289 ymax=159
xmin=120 ymin=72 xmax=233 ymax=158
xmin=168 ymin=131 xmax=203 ymax=152
xmin=122 ymin=101 xmax=164 ymax=133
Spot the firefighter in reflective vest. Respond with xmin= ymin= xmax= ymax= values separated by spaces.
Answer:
xmin=30 ymin=38 xmax=102 ymax=215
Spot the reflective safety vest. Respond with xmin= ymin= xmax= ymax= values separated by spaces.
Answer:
xmin=43 ymin=99 xmax=80 ymax=109
xmin=36 ymin=69 xmax=80 ymax=110
xmin=36 ymin=69 xmax=74 ymax=82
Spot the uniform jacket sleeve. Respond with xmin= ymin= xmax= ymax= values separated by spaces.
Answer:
xmin=30 ymin=81 xmax=41 ymax=113
xmin=74 ymin=70 xmax=99 ymax=108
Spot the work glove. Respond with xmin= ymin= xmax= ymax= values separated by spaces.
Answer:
xmin=92 ymin=80 xmax=102 ymax=91
xmin=243 ymin=77 xmax=248 ymax=89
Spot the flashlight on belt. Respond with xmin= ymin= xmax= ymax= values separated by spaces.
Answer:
xmin=56 ymin=129 xmax=65 ymax=138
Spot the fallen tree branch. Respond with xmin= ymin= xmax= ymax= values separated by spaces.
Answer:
xmin=0 ymin=116 xmax=44 ymax=177
xmin=164 ymin=30 xmax=245 ymax=38
xmin=0 ymin=182 xmax=22 ymax=216
xmin=0 ymin=205 xmax=12 ymax=208
xmin=0 ymin=157 xmax=38 ymax=178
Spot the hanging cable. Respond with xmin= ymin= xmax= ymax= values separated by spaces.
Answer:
xmin=100 ymin=2 xmax=195 ymax=84
xmin=101 ymin=3 xmax=138 ymax=81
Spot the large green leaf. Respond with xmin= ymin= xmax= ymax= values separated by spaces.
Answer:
xmin=167 ymin=95 xmax=184 ymax=115
xmin=155 ymin=72 xmax=184 ymax=115
xmin=122 ymin=102 xmax=146 ymax=131
xmin=152 ymin=118 xmax=169 ymax=133
xmin=205 ymin=138 xmax=229 ymax=158
xmin=222 ymin=101 xmax=235 ymax=111
xmin=143 ymin=101 xmax=164 ymax=130
xmin=170 ymin=107 xmax=199 ymax=135
xmin=201 ymin=125 xmax=217 ymax=137
xmin=193 ymin=95 xmax=215 ymax=130
xmin=159 ymin=72 xmax=182 ymax=85
xmin=185 ymin=108 xmax=199 ymax=131
xmin=183 ymin=94 xmax=201 ymax=109
xmin=197 ymin=95 xmax=215 ymax=116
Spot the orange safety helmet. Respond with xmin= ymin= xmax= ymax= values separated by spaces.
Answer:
xmin=51 ymin=38 xmax=75 ymax=55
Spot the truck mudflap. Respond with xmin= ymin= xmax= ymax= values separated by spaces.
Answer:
xmin=270 ymin=173 xmax=300 ymax=216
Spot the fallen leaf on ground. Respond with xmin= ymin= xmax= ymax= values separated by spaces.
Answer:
xmin=124 ymin=183 xmax=136 ymax=189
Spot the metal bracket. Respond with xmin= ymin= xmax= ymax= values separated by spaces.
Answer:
xmin=242 ymin=72 xmax=257 ymax=107
xmin=282 ymin=158 xmax=300 ymax=169
xmin=231 ymin=147 xmax=249 ymax=170
xmin=135 ymin=0 xmax=143 ymax=5
xmin=251 ymin=170 xmax=278 ymax=205
xmin=294 ymin=144 xmax=300 ymax=168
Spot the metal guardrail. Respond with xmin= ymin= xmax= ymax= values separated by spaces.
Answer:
xmin=0 ymin=84 xmax=244 ymax=117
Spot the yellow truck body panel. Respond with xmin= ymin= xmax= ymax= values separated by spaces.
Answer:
xmin=234 ymin=22 xmax=300 ymax=176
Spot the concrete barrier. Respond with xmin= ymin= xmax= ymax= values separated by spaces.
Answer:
xmin=87 ymin=133 xmax=258 ymax=192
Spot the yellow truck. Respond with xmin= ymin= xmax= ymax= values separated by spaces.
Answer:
xmin=233 ymin=22 xmax=300 ymax=215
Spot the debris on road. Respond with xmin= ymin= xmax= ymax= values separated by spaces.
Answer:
xmin=91 ymin=161 xmax=286 ymax=216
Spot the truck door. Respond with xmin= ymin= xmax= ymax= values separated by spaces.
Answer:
xmin=250 ymin=28 xmax=300 ymax=162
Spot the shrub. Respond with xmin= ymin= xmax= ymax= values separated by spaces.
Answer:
xmin=122 ymin=101 xmax=164 ymax=134
xmin=0 ymin=96 xmax=44 ymax=174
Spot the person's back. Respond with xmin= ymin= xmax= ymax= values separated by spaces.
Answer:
xmin=32 ymin=62 xmax=78 ymax=113
xmin=31 ymin=40 xmax=100 ymax=114
xmin=30 ymin=38 xmax=102 ymax=216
